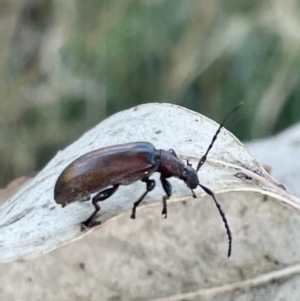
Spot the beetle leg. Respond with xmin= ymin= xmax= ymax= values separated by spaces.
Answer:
xmin=187 ymin=160 xmax=192 ymax=167
xmin=191 ymin=189 xmax=197 ymax=198
xmin=82 ymin=184 xmax=119 ymax=228
xmin=160 ymin=177 xmax=172 ymax=218
xmin=130 ymin=179 xmax=155 ymax=219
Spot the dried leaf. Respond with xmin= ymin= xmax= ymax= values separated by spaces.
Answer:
xmin=1 ymin=192 xmax=300 ymax=300
xmin=248 ymin=122 xmax=300 ymax=198
xmin=0 ymin=103 xmax=299 ymax=264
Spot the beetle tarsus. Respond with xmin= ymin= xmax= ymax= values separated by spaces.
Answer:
xmin=130 ymin=179 xmax=156 ymax=219
xmin=131 ymin=191 xmax=147 ymax=219
xmin=162 ymin=195 xmax=169 ymax=218
xmin=160 ymin=177 xmax=171 ymax=218
xmin=81 ymin=219 xmax=101 ymax=231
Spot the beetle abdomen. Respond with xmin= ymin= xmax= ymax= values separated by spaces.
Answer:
xmin=54 ymin=142 xmax=160 ymax=205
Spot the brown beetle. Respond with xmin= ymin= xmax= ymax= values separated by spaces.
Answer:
xmin=54 ymin=105 xmax=241 ymax=257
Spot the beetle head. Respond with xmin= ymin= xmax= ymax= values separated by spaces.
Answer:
xmin=158 ymin=149 xmax=199 ymax=190
xmin=180 ymin=165 xmax=199 ymax=190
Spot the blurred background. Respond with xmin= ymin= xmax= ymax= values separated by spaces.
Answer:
xmin=0 ymin=0 xmax=300 ymax=187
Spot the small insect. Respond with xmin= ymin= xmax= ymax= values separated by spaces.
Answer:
xmin=54 ymin=104 xmax=241 ymax=257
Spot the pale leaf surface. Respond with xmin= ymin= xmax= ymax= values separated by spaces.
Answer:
xmin=0 ymin=103 xmax=297 ymax=266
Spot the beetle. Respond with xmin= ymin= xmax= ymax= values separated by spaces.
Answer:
xmin=54 ymin=104 xmax=241 ymax=257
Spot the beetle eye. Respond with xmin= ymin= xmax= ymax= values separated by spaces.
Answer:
xmin=168 ymin=149 xmax=177 ymax=157
xmin=182 ymin=168 xmax=188 ymax=176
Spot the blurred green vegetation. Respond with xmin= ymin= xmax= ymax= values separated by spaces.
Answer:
xmin=0 ymin=0 xmax=300 ymax=186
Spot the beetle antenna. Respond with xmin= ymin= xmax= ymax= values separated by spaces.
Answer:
xmin=198 ymin=183 xmax=232 ymax=257
xmin=196 ymin=103 xmax=242 ymax=172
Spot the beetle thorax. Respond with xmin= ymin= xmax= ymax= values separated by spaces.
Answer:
xmin=158 ymin=150 xmax=199 ymax=189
